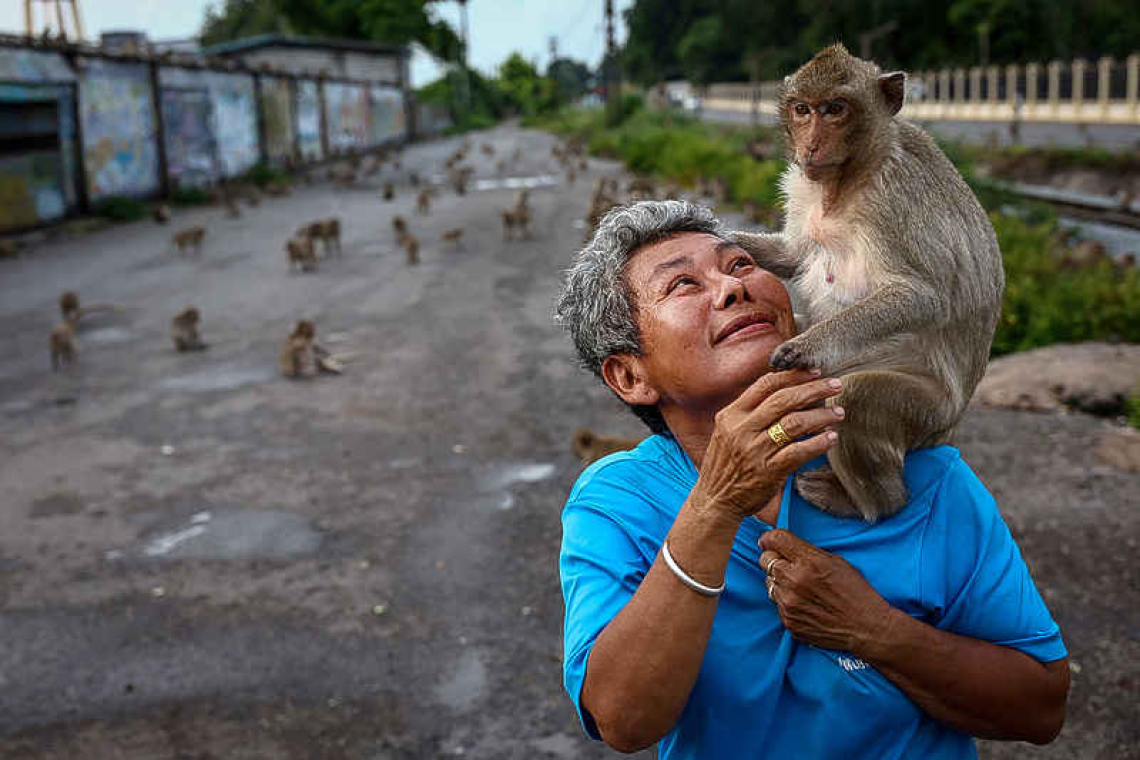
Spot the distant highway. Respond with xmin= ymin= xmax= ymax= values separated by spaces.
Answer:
xmin=697 ymin=107 xmax=1140 ymax=153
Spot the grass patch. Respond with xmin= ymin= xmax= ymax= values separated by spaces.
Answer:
xmin=92 ymin=196 xmax=147 ymax=222
xmin=241 ymin=161 xmax=292 ymax=188
xmin=169 ymin=185 xmax=212 ymax=206
xmin=1126 ymin=393 xmax=1140 ymax=431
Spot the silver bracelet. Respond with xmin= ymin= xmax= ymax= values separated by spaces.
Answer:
xmin=660 ymin=540 xmax=725 ymax=597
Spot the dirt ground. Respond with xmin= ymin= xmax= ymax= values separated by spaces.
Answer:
xmin=0 ymin=123 xmax=1136 ymax=760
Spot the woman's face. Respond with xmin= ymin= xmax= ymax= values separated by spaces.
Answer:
xmin=622 ymin=232 xmax=796 ymax=416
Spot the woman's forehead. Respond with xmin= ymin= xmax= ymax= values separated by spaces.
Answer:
xmin=626 ymin=233 xmax=740 ymax=283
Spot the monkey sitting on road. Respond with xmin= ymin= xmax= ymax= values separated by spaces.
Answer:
xmin=392 ymin=216 xmax=407 ymax=239
xmin=572 ymin=428 xmax=643 ymax=466
xmin=416 ymin=188 xmax=432 ymax=215
xmin=153 ymin=204 xmax=171 ymax=224
xmin=296 ymin=218 xmax=342 ymax=257
xmin=286 ymin=235 xmax=319 ymax=272
xmin=729 ymin=44 xmax=1004 ymax=521
xmin=383 ymin=182 xmax=395 ymax=201
xmin=279 ymin=320 xmax=327 ymax=378
xmin=172 ymin=226 xmax=206 ymax=255
xmin=170 ymin=307 xmax=208 ymax=351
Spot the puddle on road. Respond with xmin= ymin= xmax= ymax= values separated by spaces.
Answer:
xmin=82 ymin=327 xmax=134 ymax=344
xmin=135 ymin=508 xmax=322 ymax=560
xmin=470 ymin=462 xmax=556 ymax=511
xmin=471 ymin=175 xmax=560 ymax=192
xmin=434 ymin=648 xmax=488 ymax=711
xmin=158 ymin=364 xmax=276 ymax=392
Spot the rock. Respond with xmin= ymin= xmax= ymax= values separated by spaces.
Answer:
xmin=974 ymin=342 xmax=1140 ymax=415
xmin=1094 ymin=428 xmax=1140 ymax=473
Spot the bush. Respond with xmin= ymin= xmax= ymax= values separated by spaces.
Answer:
xmin=1127 ymin=393 xmax=1140 ymax=431
xmin=992 ymin=213 xmax=1140 ymax=355
xmin=169 ymin=185 xmax=211 ymax=206
xmin=242 ymin=162 xmax=291 ymax=188
xmin=93 ymin=196 xmax=146 ymax=222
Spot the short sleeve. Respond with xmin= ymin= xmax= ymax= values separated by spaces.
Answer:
xmin=920 ymin=458 xmax=1067 ymax=663
xmin=560 ymin=489 xmax=656 ymax=740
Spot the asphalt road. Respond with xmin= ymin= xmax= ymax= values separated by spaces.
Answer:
xmin=0 ymin=124 xmax=654 ymax=759
xmin=0 ymin=122 xmax=1136 ymax=760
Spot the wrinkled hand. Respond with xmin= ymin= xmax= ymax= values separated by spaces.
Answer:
xmin=759 ymin=529 xmax=894 ymax=653
xmin=692 ymin=369 xmax=844 ymax=523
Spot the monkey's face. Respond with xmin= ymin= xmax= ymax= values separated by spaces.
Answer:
xmin=612 ymin=233 xmax=796 ymax=414
xmin=786 ymin=97 xmax=857 ymax=179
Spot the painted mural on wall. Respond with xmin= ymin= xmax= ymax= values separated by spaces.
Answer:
xmin=79 ymin=59 xmax=160 ymax=200
xmin=260 ymin=76 xmax=295 ymax=162
xmin=325 ymin=82 xmax=370 ymax=152
xmin=206 ymin=72 xmax=259 ymax=177
xmin=162 ymin=88 xmax=220 ymax=186
xmin=296 ymin=80 xmax=322 ymax=160
xmin=370 ymin=86 xmax=405 ymax=143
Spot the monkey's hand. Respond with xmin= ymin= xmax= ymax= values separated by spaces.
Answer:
xmin=769 ymin=335 xmax=818 ymax=371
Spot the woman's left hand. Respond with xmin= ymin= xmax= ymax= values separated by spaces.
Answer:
xmin=759 ymin=529 xmax=894 ymax=654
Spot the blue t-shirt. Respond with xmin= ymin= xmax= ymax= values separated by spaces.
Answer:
xmin=560 ymin=434 xmax=1066 ymax=760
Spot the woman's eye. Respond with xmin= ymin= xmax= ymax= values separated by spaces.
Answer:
xmin=731 ymin=258 xmax=752 ymax=272
xmin=667 ymin=277 xmax=695 ymax=293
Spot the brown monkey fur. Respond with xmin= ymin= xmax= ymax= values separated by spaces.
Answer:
xmin=572 ymin=428 xmax=643 ymax=466
xmin=59 ymin=290 xmax=116 ymax=324
xmin=416 ymin=188 xmax=432 ymax=215
xmin=170 ymin=307 xmax=208 ymax=351
xmin=403 ymin=233 xmax=420 ymax=265
xmin=278 ymin=320 xmax=330 ymax=378
xmin=153 ymin=204 xmax=171 ymax=224
xmin=442 ymin=228 xmax=464 ymax=248
xmin=172 ymin=226 xmax=206 ymax=255
xmin=286 ymin=235 xmax=319 ymax=272
xmin=729 ymin=44 xmax=1004 ymax=521
xmin=49 ymin=319 xmax=76 ymax=371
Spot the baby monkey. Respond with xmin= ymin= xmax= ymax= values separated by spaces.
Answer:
xmin=730 ymin=44 xmax=1004 ymax=521
xmin=286 ymin=235 xmax=319 ymax=272
xmin=170 ymin=307 xmax=208 ymax=351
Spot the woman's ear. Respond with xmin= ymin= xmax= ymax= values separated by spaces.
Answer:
xmin=601 ymin=354 xmax=660 ymax=406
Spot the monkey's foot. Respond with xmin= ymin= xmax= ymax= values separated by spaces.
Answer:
xmin=793 ymin=467 xmax=863 ymax=520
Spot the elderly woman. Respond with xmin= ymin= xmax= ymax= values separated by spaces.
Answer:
xmin=554 ymin=200 xmax=1068 ymax=758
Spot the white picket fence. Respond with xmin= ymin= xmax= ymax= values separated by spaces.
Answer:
xmin=702 ymin=54 xmax=1140 ymax=125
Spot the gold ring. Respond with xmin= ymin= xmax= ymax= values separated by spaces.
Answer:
xmin=766 ymin=576 xmax=776 ymax=600
xmin=765 ymin=557 xmax=778 ymax=576
xmin=767 ymin=421 xmax=792 ymax=447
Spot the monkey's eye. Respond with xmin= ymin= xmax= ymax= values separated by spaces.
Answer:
xmin=823 ymin=100 xmax=848 ymax=117
xmin=793 ymin=102 xmax=811 ymax=117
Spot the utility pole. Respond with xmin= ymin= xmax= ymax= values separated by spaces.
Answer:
xmin=456 ymin=0 xmax=471 ymax=123
xmin=604 ymin=0 xmax=620 ymax=125
xmin=549 ymin=36 xmax=558 ymax=68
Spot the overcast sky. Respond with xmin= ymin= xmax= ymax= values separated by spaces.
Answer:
xmin=0 ymin=0 xmax=633 ymax=86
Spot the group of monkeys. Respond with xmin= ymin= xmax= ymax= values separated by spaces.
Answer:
xmin=49 ymin=289 xmax=341 ymax=381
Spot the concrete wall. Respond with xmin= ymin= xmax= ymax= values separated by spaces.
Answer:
xmin=260 ymin=75 xmax=295 ymax=163
xmin=78 ymin=58 xmax=160 ymax=200
xmin=324 ymin=81 xmax=370 ymax=152
xmin=296 ymin=79 xmax=322 ymax=161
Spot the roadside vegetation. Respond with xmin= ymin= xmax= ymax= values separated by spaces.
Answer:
xmin=533 ymin=104 xmax=1140 ymax=356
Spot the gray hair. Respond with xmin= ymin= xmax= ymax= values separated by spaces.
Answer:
xmin=553 ymin=199 xmax=723 ymax=433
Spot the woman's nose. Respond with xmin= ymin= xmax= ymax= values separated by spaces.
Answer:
xmin=714 ymin=273 xmax=748 ymax=308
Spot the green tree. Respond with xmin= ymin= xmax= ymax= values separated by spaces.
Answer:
xmin=202 ymin=0 xmax=464 ymax=63
xmin=548 ymin=58 xmax=593 ymax=101
xmin=200 ymin=0 xmax=291 ymax=48
xmin=498 ymin=52 xmax=559 ymax=116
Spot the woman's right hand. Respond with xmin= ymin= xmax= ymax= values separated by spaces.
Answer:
xmin=692 ymin=368 xmax=844 ymax=523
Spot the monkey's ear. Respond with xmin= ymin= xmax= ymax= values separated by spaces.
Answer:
xmin=878 ymin=71 xmax=906 ymax=115
xmin=601 ymin=354 xmax=660 ymax=408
